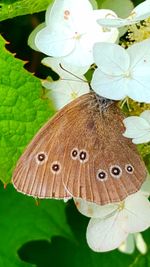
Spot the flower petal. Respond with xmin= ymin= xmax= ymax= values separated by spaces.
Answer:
xmin=141 ymin=110 xmax=150 ymax=125
xmin=43 ymin=79 xmax=90 ymax=109
xmin=124 ymin=192 xmax=150 ymax=233
xmin=97 ymin=1 xmax=150 ymax=28
xmin=35 ymin=27 xmax=75 ymax=57
xmin=134 ymin=233 xmax=147 ymax=254
xmin=93 ymin=42 xmax=129 ymax=75
xmin=126 ymin=76 xmax=150 ymax=103
xmin=118 ymin=234 xmax=135 ymax=254
xmin=128 ymin=38 xmax=150 ymax=70
xmin=141 ymin=173 xmax=150 ymax=197
xmin=74 ymin=198 xmax=118 ymax=218
xmin=123 ymin=116 xmax=150 ymax=139
xmin=87 ymin=213 xmax=128 ymax=252
xmin=132 ymin=0 xmax=150 ymax=22
xmin=91 ymin=68 xmax=127 ymax=100
xmin=42 ymin=57 xmax=90 ymax=78
xmin=45 ymin=0 xmax=93 ymax=30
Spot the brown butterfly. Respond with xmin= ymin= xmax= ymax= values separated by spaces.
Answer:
xmin=12 ymin=92 xmax=147 ymax=205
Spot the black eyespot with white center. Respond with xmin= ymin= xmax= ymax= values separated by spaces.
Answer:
xmin=97 ymin=169 xmax=108 ymax=181
xmin=51 ymin=161 xmax=61 ymax=174
xmin=35 ymin=152 xmax=48 ymax=165
xmin=79 ymin=149 xmax=89 ymax=163
xmin=71 ymin=148 xmax=79 ymax=160
xmin=110 ymin=165 xmax=122 ymax=179
xmin=125 ymin=164 xmax=134 ymax=174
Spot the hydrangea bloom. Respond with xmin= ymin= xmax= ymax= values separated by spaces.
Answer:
xmin=91 ymin=38 xmax=150 ymax=103
xmin=123 ymin=110 xmax=150 ymax=144
xmin=74 ymin=176 xmax=150 ymax=252
xmin=42 ymin=57 xmax=90 ymax=109
xmin=34 ymin=0 xmax=118 ymax=66
xmin=97 ymin=0 xmax=150 ymax=28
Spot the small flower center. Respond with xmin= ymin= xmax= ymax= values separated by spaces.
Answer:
xmin=71 ymin=91 xmax=78 ymax=99
xmin=123 ymin=70 xmax=132 ymax=79
xmin=102 ymin=27 xmax=111 ymax=33
xmin=118 ymin=201 xmax=125 ymax=211
xmin=74 ymin=32 xmax=81 ymax=40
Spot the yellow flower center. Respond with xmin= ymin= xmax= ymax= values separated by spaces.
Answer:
xmin=71 ymin=91 xmax=78 ymax=99
xmin=118 ymin=201 xmax=125 ymax=211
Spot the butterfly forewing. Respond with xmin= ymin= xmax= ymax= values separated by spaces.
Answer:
xmin=12 ymin=93 xmax=147 ymax=204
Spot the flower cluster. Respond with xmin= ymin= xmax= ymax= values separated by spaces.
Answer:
xmin=74 ymin=176 xmax=150 ymax=252
xmin=29 ymin=0 xmax=150 ymax=253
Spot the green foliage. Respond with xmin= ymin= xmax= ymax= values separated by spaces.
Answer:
xmin=0 ymin=0 xmax=53 ymax=22
xmin=1 ymin=183 xmax=150 ymax=267
xmin=0 ymin=183 xmax=73 ymax=267
xmin=0 ymin=35 xmax=54 ymax=184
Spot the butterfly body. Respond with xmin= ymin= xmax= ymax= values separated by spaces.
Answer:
xmin=12 ymin=92 xmax=146 ymax=205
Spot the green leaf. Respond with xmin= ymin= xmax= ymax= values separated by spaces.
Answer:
xmin=1 ymin=183 xmax=149 ymax=267
xmin=0 ymin=35 xmax=55 ymax=184
xmin=0 ymin=0 xmax=53 ymax=22
xmin=0 ymin=183 xmax=73 ymax=267
xmin=18 ymin=202 xmax=150 ymax=267
xmin=98 ymin=0 xmax=134 ymax=18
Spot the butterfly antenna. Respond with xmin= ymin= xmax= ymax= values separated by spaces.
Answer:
xmin=59 ymin=63 xmax=88 ymax=83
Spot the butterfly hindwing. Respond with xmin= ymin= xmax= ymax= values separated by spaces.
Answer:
xmin=12 ymin=93 xmax=147 ymax=204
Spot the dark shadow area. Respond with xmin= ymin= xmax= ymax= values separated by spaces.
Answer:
xmin=0 ymin=13 xmax=59 ymax=80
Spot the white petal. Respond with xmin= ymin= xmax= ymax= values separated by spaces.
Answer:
xmin=93 ymin=42 xmax=129 ymax=75
xmin=97 ymin=1 xmax=150 ymax=28
xmin=93 ymin=9 xmax=119 ymax=43
xmin=28 ymin=22 xmax=46 ymax=51
xmin=74 ymin=198 xmax=118 ymax=218
xmin=42 ymin=57 xmax=90 ymax=78
xmin=132 ymin=0 xmax=150 ymax=22
xmin=124 ymin=192 xmax=150 ymax=233
xmin=87 ymin=213 xmax=128 ymax=252
xmin=35 ymin=27 xmax=75 ymax=57
xmin=123 ymin=114 xmax=150 ymax=143
xmin=62 ymin=40 xmax=94 ymax=66
xmin=43 ymin=79 xmax=89 ymax=109
xmin=123 ymin=116 xmax=150 ymax=138
xmin=140 ymin=110 xmax=150 ymax=125
xmin=97 ymin=17 xmax=131 ymax=28
xmin=131 ymin=133 xmax=150 ymax=144
xmin=125 ymin=76 xmax=150 ymax=103
xmin=91 ymin=69 xmax=127 ymax=100
xmin=141 ymin=173 xmax=150 ymax=197
xmin=35 ymin=0 xmax=95 ymax=58
xmin=128 ymin=38 xmax=150 ymax=70
xmin=134 ymin=233 xmax=147 ymax=254
xmin=46 ymin=0 xmax=93 ymax=26
xmin=118 ymin=234 xmax=135 ymax=254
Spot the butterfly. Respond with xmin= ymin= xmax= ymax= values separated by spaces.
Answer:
xmin=12 ymin=92 xmax=147 ymax=205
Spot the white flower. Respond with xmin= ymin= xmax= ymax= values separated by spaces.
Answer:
xmin=74 ymin=176 xmax=150 ymax=252
xmin=123 ymin=110 xmax=150 ymax=144
xmin=91 ymin=38 xmax=150 ymax=103
xmin=34 ymin=0 xmax=119 ymax=67
xmin=97 ymin=0 xmax=150 ymax=28
xmin=42 ymin=57 xmax=90 ymax=109
xmin=119 ymin=233 xmax=147 ymax=254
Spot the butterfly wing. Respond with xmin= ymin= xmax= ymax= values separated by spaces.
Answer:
xmin=12 ymin=93 xmax=147 ymax=204
xmin=12 ymin=93 xmax=91 ymax=199
xmin=61 ymin=93 xmax=147 ymax=204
